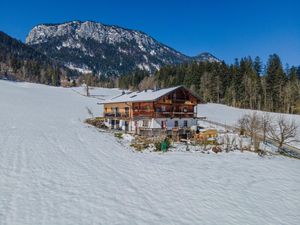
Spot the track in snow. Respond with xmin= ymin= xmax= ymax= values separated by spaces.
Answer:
xmin=0 ymin=80 xmax=300 ymax=225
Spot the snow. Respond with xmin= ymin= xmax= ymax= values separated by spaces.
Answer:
xmin=102 ymin=86 xmax=181 ymax=104
xmin=118 ymin=47 xmax=128 ymax=54
xmin=198 ymin=103 xmax=300 ymax=148
xmin=72 ymin=86 xmax=121 ymax=99
xmin=150 ymin=50 xmax=156 ymax=56
xmin=1 ymin=80 xmax=300 ymax=225
xmin=65 ymin=63 xmax=92 ymax=74
xmin=137 ymin=63 xmax=151 ymax=72
xmin=151 ymin=63 xmax=160 ymax=70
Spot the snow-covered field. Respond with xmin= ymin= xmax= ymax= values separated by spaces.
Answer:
xmin=0 ymin=80 xmax=300 ymax=225
xmin=198 ymin=103 xmax=300 ymax=128
xmin=198 ymin=103 xmax=300 ymax=148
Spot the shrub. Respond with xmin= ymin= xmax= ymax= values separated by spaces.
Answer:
xmin=85 ymin=117 xmax=107 ymax=129
xmin=130 ymin=143 xmax=149 ymax=151
xmin=154 ymin=141 xmax=161 ymax=151
xmin=114 ymin=132 xmax=123 ymax=139
xmin=154 ymin=138 xmax=171 ymax=152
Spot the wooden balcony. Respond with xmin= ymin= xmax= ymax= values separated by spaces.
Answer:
xmin=105 ymin=110 xmax=197 ymax=119
xmin=154 ymin=111 xmax=196 ymax=118
xmin=104 ymin=113 xmax=130 ymax=119
xmin=132 ymin=110 xmax=197 ymax=118
xmin=133 ymin=110 xmax=154 ymax=117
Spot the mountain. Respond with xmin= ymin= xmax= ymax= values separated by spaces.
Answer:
xmin=26 ymin=21 xmax=219 ymax=76
xmin=192 ymin=52 xmax=220 ymax=63
xmin=0 ymin=31 xmax=75 ymax=84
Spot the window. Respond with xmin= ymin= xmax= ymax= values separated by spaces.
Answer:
xmin=143 ymin=120 xmax=149 ymax=127
xmin=174 ymin=121 xmax=178 ymax=127
xmin=184 ymin=120 xmax=188 ymax=127
xmin=112 ymin=107 xmax=119 ymax=115
xmin=125 ymin=107 xmax=129 ymax=116
xmin=161 ymin=106 xmax=166 ymax=112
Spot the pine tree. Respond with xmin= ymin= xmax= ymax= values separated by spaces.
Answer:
xmin=254 ymin=56 xmax=262 ymax=76
xmin=265 ymin=54 xmax=287 ymax=112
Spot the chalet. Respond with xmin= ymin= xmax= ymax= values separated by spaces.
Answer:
xmin=100 ymin=86 xmax=202 ymax=135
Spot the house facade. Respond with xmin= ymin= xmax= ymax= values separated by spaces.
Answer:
xmin=101 ymin=86 xmax=202 ymax=134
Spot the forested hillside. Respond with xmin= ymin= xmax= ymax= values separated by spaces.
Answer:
xmin=118 ymin=54 xmax=300 ymax=114
xmin=0 ymin=31 xmax=76 ymax=85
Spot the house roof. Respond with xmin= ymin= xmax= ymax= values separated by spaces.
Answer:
xmin=100 ymin=86 xmax=200 ymax=104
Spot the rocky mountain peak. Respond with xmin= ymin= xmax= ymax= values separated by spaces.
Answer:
xmin=26 ymin=21 xmax=219 ymax=76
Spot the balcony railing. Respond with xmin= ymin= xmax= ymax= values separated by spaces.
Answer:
xmin=132 ymin=111 xmax=196 ymax=118
xmin=155 ymin=111 xmax=196 ymax=118
xmin=104 ymin=113 xmax=130 ymax=118
xmin=104 ymin=111 xmax=197 ymax=118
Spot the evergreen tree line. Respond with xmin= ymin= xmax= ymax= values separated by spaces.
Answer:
xmin=118 ymin=70 xmax=150 ymax=89
xmin=116 ymin=54 xmax=300 ymax=114
xmin=0 ymin=31 xmax=76 ymax=86
xmin=0 ymin=55 xmax=63 ymax=86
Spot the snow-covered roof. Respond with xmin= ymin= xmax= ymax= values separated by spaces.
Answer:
xmin=101 ymin=86 xmax=184 ymax=104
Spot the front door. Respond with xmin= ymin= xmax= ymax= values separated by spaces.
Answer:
xmin=161 ymin=120 xmax=166 ymax=129
xmin=174 ymin=120 xmax=179 ymax=128
xmin=111 ymin=119 xmax=115 ymax=129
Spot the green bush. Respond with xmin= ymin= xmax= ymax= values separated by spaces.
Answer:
xmin=154 ymin=138 xmax=171 ymax=151
xmin=154 ymin=141 xmax=161 ymax=151
xmin=114 ymin=132 xmax=123 ymax=139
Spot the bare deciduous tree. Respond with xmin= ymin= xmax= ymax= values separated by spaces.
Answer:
xmin=138 ymin=76 xmax=156 ymax=90
xmin=267 ymin=116 xmax=299 ymax=150
xmin=260 ymin=113 xmax=271 ymax=143
xmin=238 ymin=113 xmax=261 ymax=150
xmin=84 ymin=84 xmax=90 ymax=96
xmin=237 ymin=116 xmax=248 ymax=136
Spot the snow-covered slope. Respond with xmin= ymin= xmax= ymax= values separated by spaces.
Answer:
xmin=199 ymin=103 xmax=300 ymax=125
xmin=0 ymin=80 xmax=300 ymax=225
xmin=198 ymin=103 xmax=300 ymax=148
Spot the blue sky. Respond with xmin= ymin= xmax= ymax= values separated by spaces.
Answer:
xmin=1 ymin=0 xmax=299 ymax=66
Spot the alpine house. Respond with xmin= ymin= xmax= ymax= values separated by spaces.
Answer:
xmin=100 ymin=86 xmax=202 ymax=135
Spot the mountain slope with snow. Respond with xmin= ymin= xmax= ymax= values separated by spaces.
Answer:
xmin=0 ymin=80 xmax=299 ymax=225
xmin=26 ymin=21 xmax=219 ymax=75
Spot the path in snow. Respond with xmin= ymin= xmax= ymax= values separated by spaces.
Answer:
xmin=0 ymin=80 xmax=300 ymax=225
